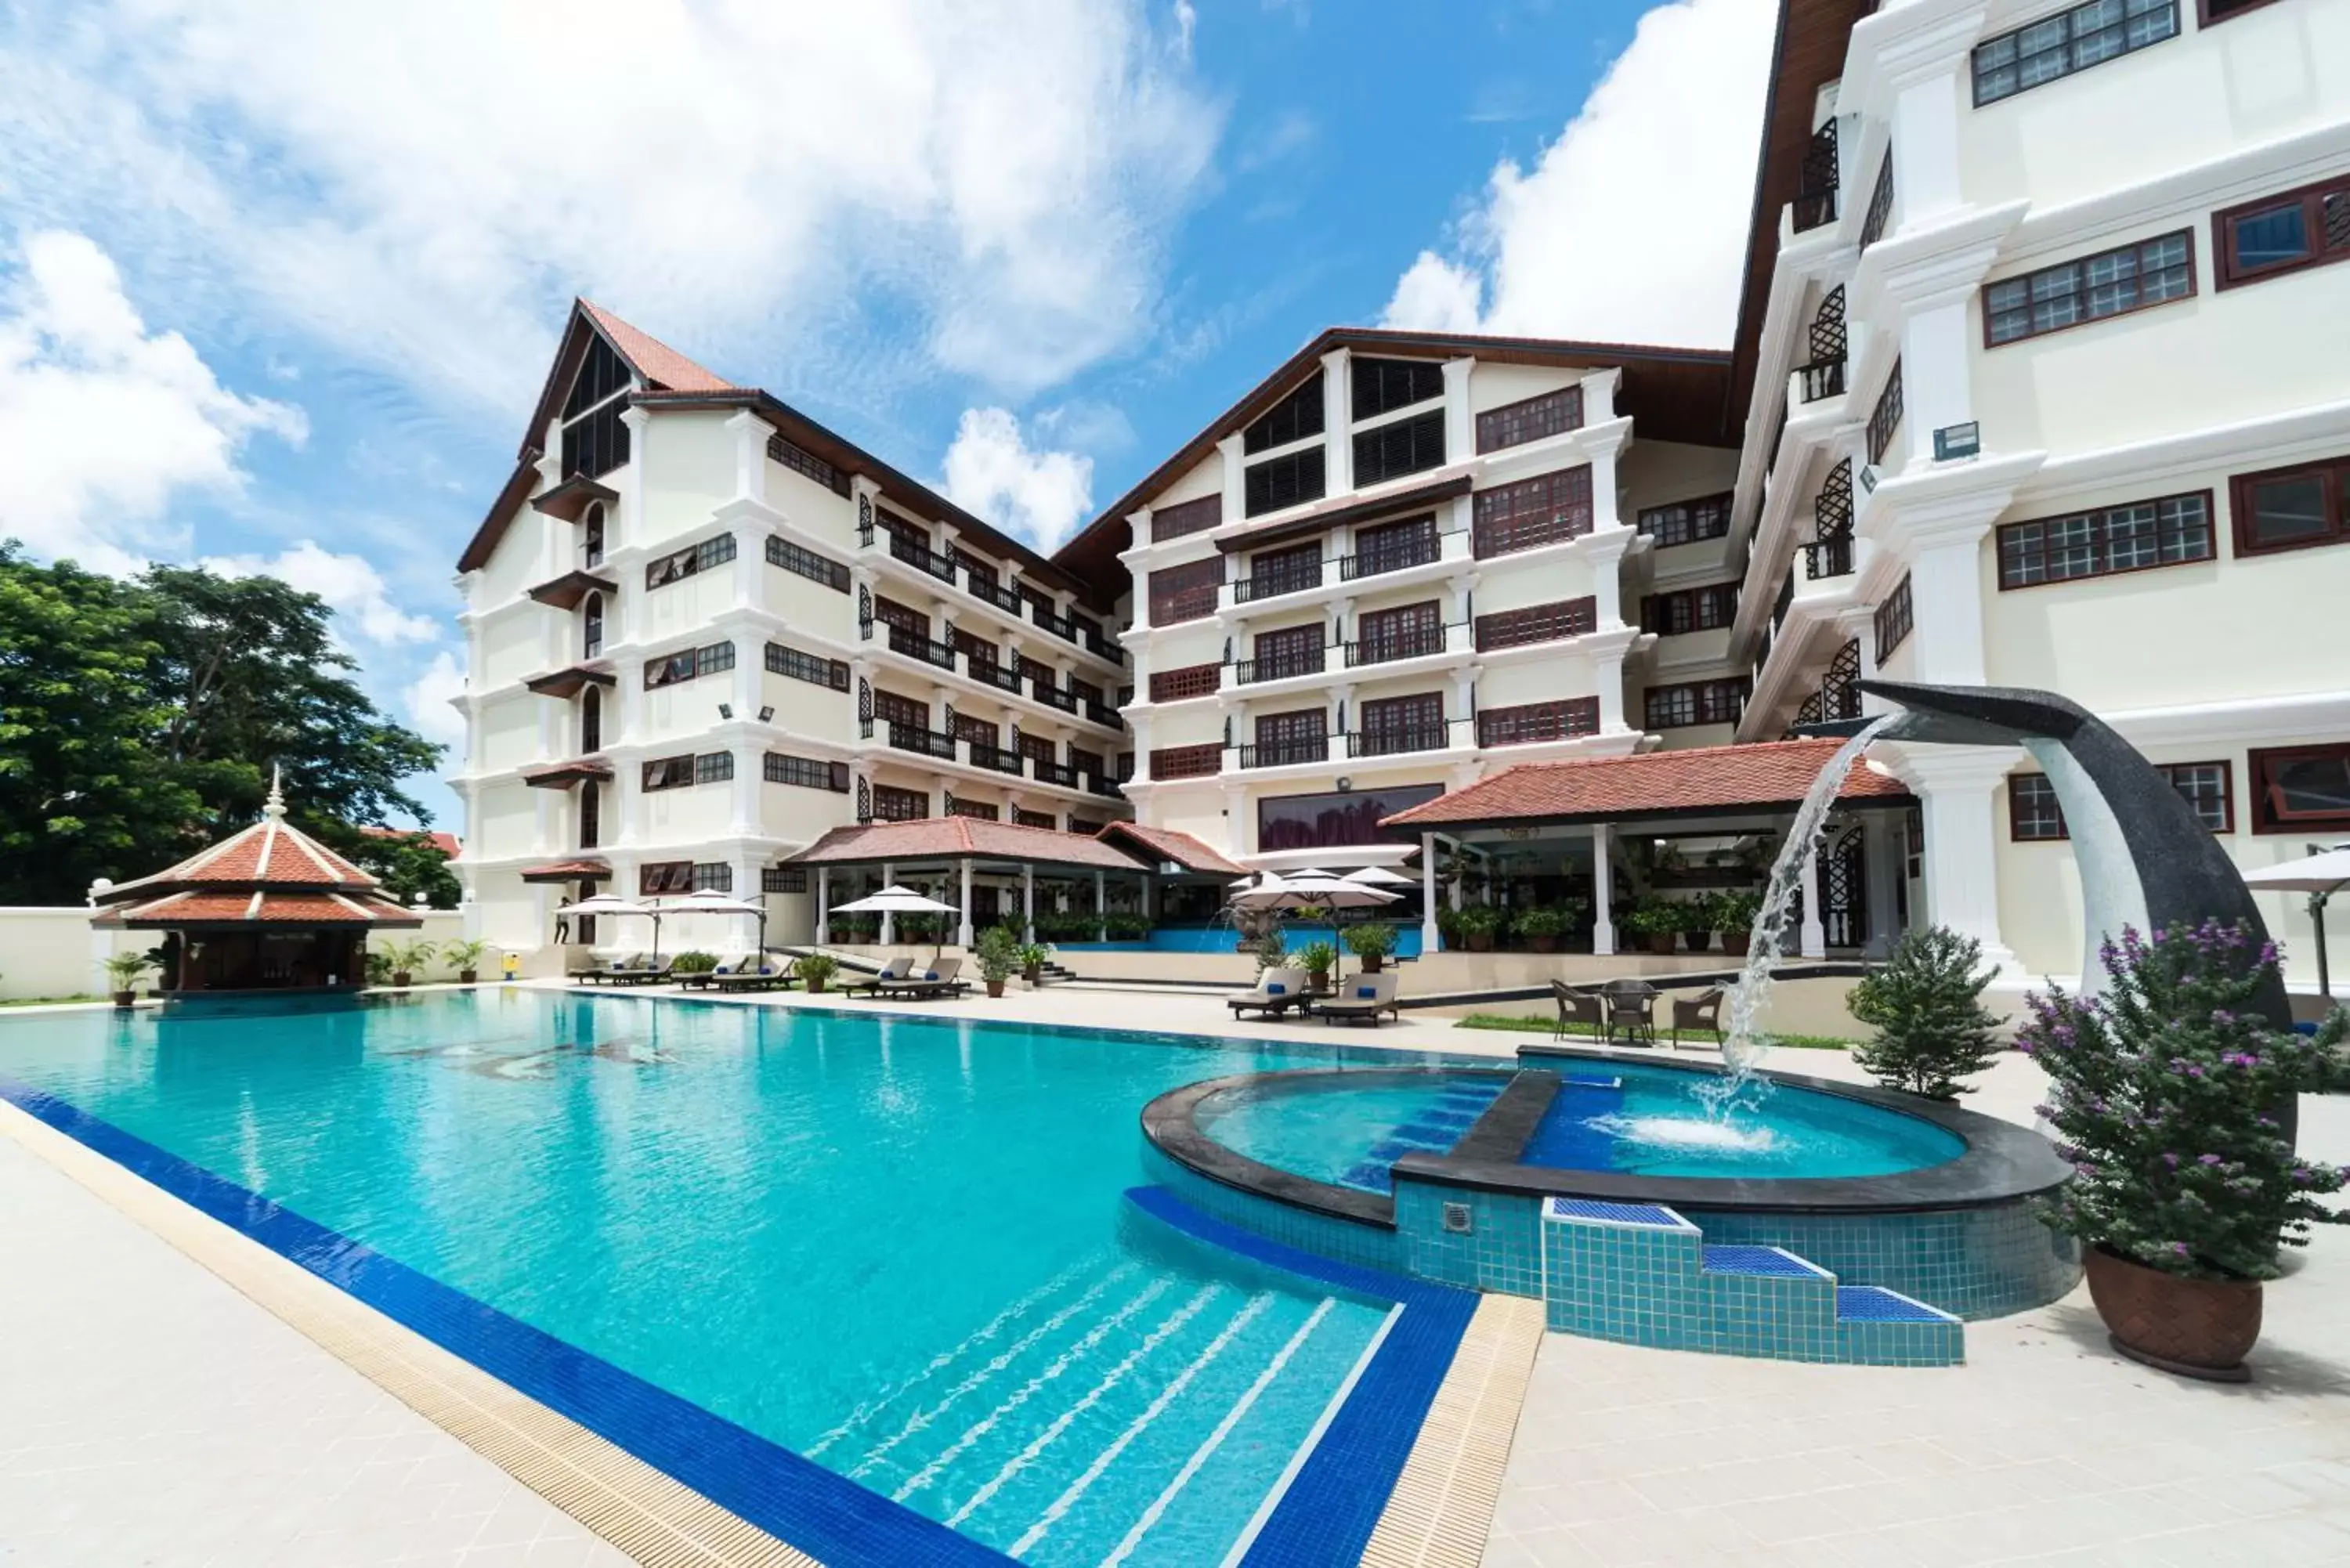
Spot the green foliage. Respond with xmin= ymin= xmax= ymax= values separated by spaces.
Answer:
xmin=1296 ymin=940 xmax=1337 ymax=976
xmin=1512 ymin=907 xmax=1566 ymax=938
xmin=0 ymin=546 xmax=446 ymax=904
xmin=1434 ymin=905 xmax=1463 ymax=942
xmin=1452 ymin=904 xmax=1503 ymax=937
xmin=1710 ymin=889 xmax=1765 ymax=933
xmin=381 ymin=938 xmax=439 ymax=977
xmin=974 ymin=925 xmax=1023 ymax=984
xmin=1618 ymin=901 xmax=1683 ymax=938
xmin=440 ymin=938 xmax=490 ymax=971
xmin=1101 ymin=912 xmax=1152 ymax=941
xmin=364 ymin=951 xmax=394 ymax=986
xmin=1017 ymin=941 xmax=1053 ymax=970
xmin=2022 ymin=921 xmax=2350 ymax=1282
xmin=671 ymin=950 xmax=720 ymax=974
xmin=794 ymin=952 xmax=840 ymax=984
xmin=1342 ymin=923 xmax=1397 ymax=959
xmin=828 ymin=916 xmax=880 ymax=941
xmin=101 ymin=951 xmax=156 ymax=990
xmin=1848 ymin=926 xmax=2001 ymax=1099
xmin=1250 ymin=930 xmax=1289 ymax=971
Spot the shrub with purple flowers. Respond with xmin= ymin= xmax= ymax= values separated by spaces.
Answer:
xmin=2020 ymin=919 xmax=2348 ymax=1281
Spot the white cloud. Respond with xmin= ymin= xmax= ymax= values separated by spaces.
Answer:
xmin=2 ymin=2 xmax=1220 ymax=407
xmin=941 ymin=407 xmax=1094 ymax=553
xmin=1380 ymin=0 xmax=1776 ymax=349
xmin=0 ymin=229 xmax=305 ymax=573
xmin=402 ymin=649 xmax=468 ymax=753
xmin=201 ymin=540 xmax=440 ymax=646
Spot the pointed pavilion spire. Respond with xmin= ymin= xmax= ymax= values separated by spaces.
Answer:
xmin=263 ymin=763 xmax=287 ymax=821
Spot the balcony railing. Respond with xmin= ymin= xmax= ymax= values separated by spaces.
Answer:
xmin=1805 ymin=534 xmax=1855 ymax=580
xmin=1233 ymin=563 xmax=1322 ymax=603
xmin=864 ymin=620 xmax=956 ymax=670
xmin=861 ymin=522 xmax=958 ymax=583
xmin=1087 ymin=772 xmax=1124 ymax=798
xmin=1083 ymin=700 xmax=1123 ymax=731
xmin=967 ymin=659 xmax=1022 ymax=694
xmin=1030 ymin=677 xmax=1078 ymax=713
xmin=1082 ymin=631 xmax=1125 ymax=666
xmin=1234 ymin=647 xmax=1326 ymax=685
xmin=968 ymin=741 xmax=1024 ymax=776
xmin=1032 ymin=758 xmax=1079 ymax=788
xmin=1339 ymin=531 xmax=1444 ymax=581
xmin=1797 ymin=358 xmax=1846 ymax=403
xmin=1346 ymin=721 xmax=1462 ymax=758
xmin=858 ymin=720 xmax=957 ymax=760
xmin=1343 ymin=622 xmax=1451 ymax=667
xmin=1791 ymin=187 xmax=1838 ymax=233
xmin=966 ymin=575 xmax=1023 ymax=614
xmin=1238 ymin=736 xmax=1329 ymax=769
xmin=1032 ymin=602 xmax=1079 ymax=641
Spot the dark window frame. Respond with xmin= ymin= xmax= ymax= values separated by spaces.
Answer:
xmin=1644 ymin=679 xmax=1748 ymax=730
xmin=1636 ymin=492 xmax=1733 ymax=547
xmin=763 ymin=865 xmax=810 ymax=894
xmin=1867 ymin=359 xmax=1904 ymax=468
xmin=1350 ymin=357 xmax=1447 ymax=422
xmin=1640 ymin=583 xmax=1737 ymax=636
xmin=1147 ymin=555 xmax=1226 ymax=626
xmin=1242 ymin=446 xmax=1328 ymax=518
xmin=1243 ymin=372 xmax=1326 ymax=455
xmin=1478 ymin=596 xmax=1599 ymax=651
xmin=1476 ymin=386 xmax=1584 ymax=453
xmin=870 ymin=784 xmax=930 ymax=822
xmin=640 ymin=861 xmax=694 ymax=896
xmin=1983 ymin=229 xmax=2196 ymax=346
xmin=765 ymin=534 xmax=851 ymax=592
xmin=1150 ymin=494 xmax=1223 ymax=543
xmin=764 ymin=753 xmax=849 ymax=792
xmin=1148 ymin=742 xmax=1224 ymax=781
xmin=1473 ymin=465 xmax=1594 ymax=558
xmin=644 ymin=640 xmax=736 ymax=688
xmin=1970 ymin=0 xmax=2179 ymax=107
xmin=2214 ymin=175 xmax=2350 ymax=289
xmin=764 ymin=643 xmax=851 ymax=691
xmin=2198 ymin=0 xmax=2286 ymax=22
xmin=1148 ymin=663 xmax=1222 ymax=703
xmin=1477 ymin=698 xmax=1600 ymax=748
xmin=1874 ymin=573 xmax=1914 ymax=663
xmin=1351 ymin=409 xmax=1448 ymax=488
xmin=1996 ymin=490 xmax=2216 ymax=587
xmin=2230 ymin=455 xmax=2350 ymax=558
xmin=645 ymin=533 xmax=738 ymax=590
xmin=2249 ymin=743 xmax=2350 ymax=833
xmin=2012 ymin=762 xmax=2235 ymax=836
xmin=642 ymin=754 xmax=696 ymax=793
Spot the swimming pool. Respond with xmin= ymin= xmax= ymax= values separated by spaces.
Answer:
xmin=0 ymin=992 xmax=1470 ymax=1566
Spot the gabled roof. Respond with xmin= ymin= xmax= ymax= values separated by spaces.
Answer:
xmin=1381 ymin=738 xmax=1910 ymax=831
xmin=1050 ymin=325 xmax=1736 ymax=597
xmin=92 ymin=889 xmax=423 ymax=929
xmin=1094 ymin=822 xmax=1246 ymax=877
xmin=361 ymin=826 xmax=461 ymax=860
xmin=787 ymin=816 xmax=1152 ymax=873
xmin=99 ymin=810 xmax=381 ymax=900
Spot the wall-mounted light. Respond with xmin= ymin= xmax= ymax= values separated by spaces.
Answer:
xmin=718 ymin=703 xmax=733 ymax=721
xmin=758 ymin=706 xmax=775 ymax=724
xmin=1336 ymin=776 xmax=1353 ymax=792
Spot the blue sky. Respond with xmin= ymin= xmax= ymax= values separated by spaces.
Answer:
xmin=0 ymin=0 xmax=1777 ymax=832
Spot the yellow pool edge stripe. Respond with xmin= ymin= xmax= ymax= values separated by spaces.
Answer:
xmin=0 ymin=1097 xmax=819 ymax=1568
xmin=1358 ymin=1292 xmax=1546 ymax=1568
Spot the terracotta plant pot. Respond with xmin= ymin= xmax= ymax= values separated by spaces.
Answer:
xmin=2084 ymin=1245 xmax=2261 ymax=1382
xmin=1721 ymin=932 xmax=1752 ymax=958
xmin=1646 ymin=933 xmax=1676 ymax=956
xmin=1684 ymin=930 xmax=1713 ymax=952
xmin=806 ymin=977 xmax=828 ymax=994
xmin=986 ymin=978 xmax=1007 ymax=998
xmin=392 ymin=971 xmax=414 ymax=988
xmin=1360 ymin=954 xmax=1384 ymax=974
xmin=1021 ymin=964 xmax=1042 ymax=985
xmin=1307 ymin=970 xmax=1331 ymax=994
xmin=1528 ymin=934 xmax=1557 ymax=953
xmin=112 ymin=990 xmax=135 ymax=1009
xmin=1466 ymin=932 xmax=1494 ymax=952
xmin=459 ymin=969 xmax=479 ymax=985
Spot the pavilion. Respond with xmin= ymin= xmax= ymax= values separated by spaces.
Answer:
xmin=90 ymin=771 xmax=423 ymax=995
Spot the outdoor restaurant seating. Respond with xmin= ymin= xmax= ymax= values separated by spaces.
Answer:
xmin=1550 ymin=980 xmax=1605 ymax=1041
xmin=1671 ymin=986 xmax=1726 ymax=1049
xmin=1228 ymin=966 xmax=1310 ymax=1019
xmin=1312 ymin=970 xmax=1401 ymax=1025
xmin=1600 ymin=978 xmax=1658 ymax=1046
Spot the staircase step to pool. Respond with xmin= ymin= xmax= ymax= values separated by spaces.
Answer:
xmin=1701 ymin=1245 xmax=1831 ymax=1279
xmin=1835 ymin=1285 xmax=1959 ymax=1323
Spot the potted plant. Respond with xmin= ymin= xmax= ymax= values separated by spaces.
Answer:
xmin=794 ymin=952 xmax=840 ymax=993
xmin=1514 ymin=907 xmax=1566 ymax=954
xmin=441 ymin=938 xmax=490 ymax=985
xmin=1847 ymin=927 xmax=2000 ymax=1099
xmin=1018 ymin=940 xmax=1053 ymax=985
xmin=1621 ymin=901 xmax=1679 ymax=956
xmin=383 ymin=938 xmax=436 ymax=988
xmin=671 ymin=950 xmax=719 ymax=988
xmin=1297 ymin=941 xmax=1338 ymax=993
xmin=2021 ymin=920 xmax=2348 ymax=1381
xmin=1343 ymin=922 xmax=1396 ymax=974
xmin=1434 ymin=904 xmax=1464 ymax=952
xmin=975 ymin=927 xmax=1021 ymax=998
xmin=1454 ymin=905 xmax=1502 ymax=953
xmin=103 ymin=952 xmax=155 ymax=1009
xmin=1715 ymin=890 xmax=1764 ymax=957
xmin=364 ymin=951 xmax=394 ymax=988
xmin=1678 ymin=898 xmax=1715 ymax=952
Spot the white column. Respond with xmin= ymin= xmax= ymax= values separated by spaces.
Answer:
xmin=1094 ymin=869 xmax=1107 ymax=941
xmin=730 ymin=747 xmax=757 ymax=837
xmin=1876 ymin=741 xmax=2019 ymax=972
xmin=1595 ymin=652 xmax=1629 ymax=736
xmin=817 ymin=865 xmax=830 ymax=944
xmin=1798 ymin=840 xmax=1828 ymax=959
xmin=880 ymin=860 xmax=896 ymax=945
xmin=1021 ymin=864 xmax=1036 ymax=943
xmin=1861 ymin=811 xmax=1903 ymax=957
xmin=1419 ymin=833 xmax=1441 ymax=952
xmin=724 ymin=410 xmax=771 ymax=508
xmin=1217 ymin=433 xmax=1246 ymax=525
xmin=1441 ymin=357 xmax=1475 ymax=462
xmin=958 ymin=858 xmax=974 ymax=949
xmin=1321 ymin=349 xmax=1353 ymax=496
xmin=1585 ymin=528 xmax=1632 ymax=630
xmin=616 ymin=408 xmax=650 ymax=551
xmin=1590 ymin=823 xmax=1615 ymax=956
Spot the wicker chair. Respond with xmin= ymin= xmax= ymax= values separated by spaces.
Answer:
xmin=1600 ymin=979 xmax=1658 ymax=1047
xmin=1549 ymin=980 xmax=1605 ymax=1042
xmin=1671 ymin=986 xmax=1727 ymax=1049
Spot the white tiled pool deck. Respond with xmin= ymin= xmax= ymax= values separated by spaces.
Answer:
xmin=0 ymin=982 xmax=2344 ymax=1567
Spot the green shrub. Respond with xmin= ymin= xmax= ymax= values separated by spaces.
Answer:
xmin=1847 ymin=926 xmax=2001 ymax=1099
xmin=671 ymin=950 xmax=719 ymax=974
xmin=102 ymin=952 xmax=156 ymax=992
xmin=441 ymin=938 xmax=491 ymax=972
xmin=1618 ymin=901 xmax=1679 ymax=938
xmin=1712 ymin=889 xmax=1764 ymax=933
xmin=364 ymin=951 xmax=394 ymax=986
xmin=794 ymin=952 xmax=840 ymax=985
xmin=1101 ymin=912 xmax=1153 ymax=941
xmin=1296 ymin=941 xmax=1337 ymax=977
xmin=1343 ymin=923 xmax=1397 ymax=959
xmin=1434 ymin=905 xmax=1463 ymax=943
xmin=1453 ymin=905 xmax=1503 ymax=937
xmin=974 ymin=926 xmax=1022 ymax=984
xmin=1513 ymin=907 xmax=1566 ymax=938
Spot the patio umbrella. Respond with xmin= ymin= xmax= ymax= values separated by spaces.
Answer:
xmin=2240 ymin=845 xmax=2350 ymax=999
xmin=1231 ymin=873 xmax=1398 ymax=981
xmin=559 ymin=892 xmax=663 ymax=960
xmin=831 ymin=884 xmax=963 ymax=959
xmin=1341 ymin=865 xmax=1417 ymax=887
xmin=649 ymin=887 xmax=771 ymax=958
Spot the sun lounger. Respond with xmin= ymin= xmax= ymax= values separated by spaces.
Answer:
xmin=1227 ymin=967 xmax=1310 ymax=1019
xmin=611 ymin=955 xmax=675 ymax=986
xmin=681 ymin=952 xmax=752 ymax=990
xmin=845 ymin=956 xmax=914 ymax=995
xmin=713 ymin=955 xmax=791 ymax=992
xmin=873 ymin=958 xmax=967 ymax=999
xmin=1314 ymin=970 xmax=1400 ymax=1025
xmin=570 ymin=952 xmax=644 ymax=985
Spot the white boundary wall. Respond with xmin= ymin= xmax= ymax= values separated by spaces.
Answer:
xmin=0 ymin=907 xmax=468 ymax=1000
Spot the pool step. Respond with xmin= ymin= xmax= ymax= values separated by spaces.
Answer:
xmin=1542 ymin=1197 xmax=1963 ymax=1367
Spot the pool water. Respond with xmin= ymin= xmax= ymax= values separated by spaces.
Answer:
xmin=1525 ymin=1063 xmax=1964 ymax=1178
xmin=0 ymin=992 xmax=1431 ymax=1566
xmin=1197 ymin=1076 xmax=1504 ymax=1194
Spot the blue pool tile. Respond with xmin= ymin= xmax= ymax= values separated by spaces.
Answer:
xmin=1544 ymin=1198 xmax=1690 ymax=1229
xmin=1702 ymin=1245 xmax=1831 ymax=1279
xmin=1837 ymin=1285 xmax=1958 ymax=1324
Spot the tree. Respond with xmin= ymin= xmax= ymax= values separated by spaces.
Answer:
xmin=350 ymin=832 xmax=462 ymax=909
xmin=1847 ymin=925 xmax=2003 ymax=1099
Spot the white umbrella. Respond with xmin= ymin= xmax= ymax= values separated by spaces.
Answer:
xmin=831 ymin=884 xmax=962 ymax=957
xmin=1231 ymin=873 xmax=1397 ymax=981
xmin=559 ymin=892 xmax=663 ymax=959
xmin=649 ymin=887 xmax=771 ymax=956
xmin=1342 ymin=865 xmax=1417 ymax=887
xmin=2240 ymin=845 xmax=2350 ymax=997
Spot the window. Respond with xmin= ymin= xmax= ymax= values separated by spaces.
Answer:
xmin=1859 ymin=148 xmax=1896 ymax=250
xmin=1998 ymin=492 xmax=2214 ymax=586
xmin=1636 ymin=493 xmax=1732 ymax=547
xmin=1875 ymin=573 xmax=1914 ymax=663
xmin=582 ymin=503 xmax=606 ymax=568
xmin=580 ymin=688 xmax=602 ymax=754
xmin=578 ymin=780 xmax=600 ymax=849
xmin=870 ymin=689 xmax=928 ymax=732
xmin=1151 ymin=494 xmax=1223 ymax=543
xmin=2215 ymin=175 xmax=2350 ymax=287
xmin=2009 ymin=774 xmax=2068 ymax=840
xmin=559 ymin=335 xmax=634 ymax=479
xmin=1244 ymin=446 xmax=1327 ymax=517
xmin=1479 ymin=597 xmax=1598 ymax=651
xmin=2232 ymin=455 xmax=2350 ymax=556
xmin=766 ymin=535 xmax=851 ymax=592
xmin=1069 ymin=817 xmax=1105 ymax=836
xmin=1477 ymin=387 xmax=1583 ymax=453
xmin=645 ymin=640 xmax=736 ymax=687
xmin=763 ymin=865 xmax=809 ymax=894
xmin=1473 ymin=465 xmax=1593 ymax=558
xmin=1645 ymin=680 xmax=1747 ymax=729
xmin=1249 ymin=623 xmax=1326 ymax=681
xmin=1972 ymin=0 xmax=2178 ymax=106
xmin=582 ymin=592 xmax=604 ymax=659
xmin=695 ymin=752 xmax=735 ymax=786
xmin=1149 ymin=743 xmax=1223 ymax=781
xmin=1348 ymin=514 xmax=1439 ymax=577
xmin=642 ymin=755 xmax=695 ymax=791
xmin=1252 ymin=707 xmax=1327 ymax=766
xmin=1867 ymin=360 xmax=1904 ymax=467
xmin=765 ymin=643 xmax=851 ymax=690
xmin=1257 ymin=783 xmax=1441 ymax=851
xmin=1353 ymin=410 xmax=1447 ymax=487
xmin=1148 ymin=663 xmax=1221 ymax=703
xmin=640 ymin=861 xmax=693 ymax=896
xmin=765 ymin=432 xmax=848 ymax=495
xmin=1147 ymin=556 xmax=1224 ymax=625
xmin=1244 ymin=372 xmax=1325 ymax=454
xmin=1478 ymin=699 xmax=1600 ymax=747
xmin=1351 ymin=357 xmax=1445 ymax=421
xmin=1352 ymin=601 xmax=1441 ymax=664
xmin=1358 ymin=693 xmax=1446 ymax=753
xmin=765 ymin=753 xmax=849 ymax=792
xmin=646 ymin=533 xmax=737 ymax=589
xmin=692 ymin=863 xmax=733 ymax=893
xmin=2250 ymin=744 xmax=2350 ymax=833
xmin=1243 ymin=541 xmax=1322 ymax=599
xmin=1013 ymin=807 xmax=1057 ymax=829
xmin=1985 ymin=231 xmax=2193 ymax=344
xmin=945 ymin=797 xmax=1000 ymax=821
xmin=1640 ymin=584 xmax=1736 ymax=636
xmin=2013 ymin=763 xmax=2233 ymax=837
xmin=870 ymin=784 xmax=929 ymax=822
xmin=2201 ymin=0 xmax=2280 ymax=19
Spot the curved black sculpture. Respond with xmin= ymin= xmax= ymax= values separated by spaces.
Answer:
xmin=1853 ymin=677 xmax=2294 ymax=1038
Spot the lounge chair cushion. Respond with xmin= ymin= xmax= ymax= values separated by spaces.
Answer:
xmin=1265 ymin=982 xmax=1286 ymax=995
xmin=1355 ymin=985 xmax=1376 ymax=999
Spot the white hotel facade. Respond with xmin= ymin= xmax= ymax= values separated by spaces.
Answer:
xmin=457 ymin=0 xmax=2348 ymax=985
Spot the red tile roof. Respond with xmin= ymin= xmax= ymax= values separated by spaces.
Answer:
xmin=362 ymin=826 xmax=461 ymax=859
xmin=1094 ymin=822 xmax=1246 ymax=876
xmin=789 ymin=816 xmax=1153 ymax=873
xmin=92 ymin=889 xmax=423 ymax=927
xmin=1382 ymin=739 xmax=1911 ymax=829
xmin=580 ymin=300 xmax=738 ymax=395
xmin=103 ymin=813 xmax=382 ymax=896
xmin=519 ymin=858 xmax=613 ymax=883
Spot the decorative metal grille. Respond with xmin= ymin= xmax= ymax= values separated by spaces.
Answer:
xmin=1808 ymin=286 xmax=1847 ymax=363
xmin=855 ymin=775 xmax=872 ymax=823
xmin=856 ymin=677 xmax=872 ymax=724
xmin=1818 ymin=822 xmax=1867 ymax=949
xmin=1820 ymin=638 xmax=1864 ymax=721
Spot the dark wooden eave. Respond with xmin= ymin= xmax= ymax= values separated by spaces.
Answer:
xmin=521 ymin=759 xmax=615 ymax=790
xmin=1215 ymin=474 xmax=1473 ymax=555
xmin=523 ymin=664 xmax=619 ymax=699
xmin=525 ymin=570 xmax=618 ymax=611
xmin=531 ymin=475 xmax=620 ymax=524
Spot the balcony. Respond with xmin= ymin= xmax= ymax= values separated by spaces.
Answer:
xmin=1087 ymin=772 xmax=1125 ymax=799
xmin=859 ymin=720 xmax=956 ymax=760
xmin=1032 ymin=758 xmax=1079 ymax=788
xmin=966 ymin=575 xmax=1023 ymax=614
xmin=1233 ymin=562 xmax=1324 ymax=604
xmin=967 ymin=659 xmax=1023 ymax=695
xmin=1032 ymin=602 xmax=1078 ymax=641
xmin=1234 ymin=647 xmax=1327 ymax=685
xmin=1082 ymin=630 xmax=1125 ymax=666
xmin=1030 ymin=677 xmax=1079 ymax=714
xmin=1238 ymin=736 xmax=1329 ymax=770
xmin=1804 ymin=533 xmax=1854 ymax=580
xmin=1345 ymin=720 xmax=1465 ymax=758
xmin=1796 ymin=359 xmax=1846 ymax=403
xmin=1083 ymin=699 xmax=1123 ymax=731
xmin=1791 ymin=187 xmax=1838 ymax=233
xmin=862 ymin=522 xmax=956 ymax=584
xmin=1340 ymin=529 xmax=1460 ymax=582
xmin=1343 ymin=621 xmax=1466 ymax=669
xmin=967 ymin=741 xmax=1025 ymax=777
xmin=864 ymin=620 xmax=956 ymax=670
